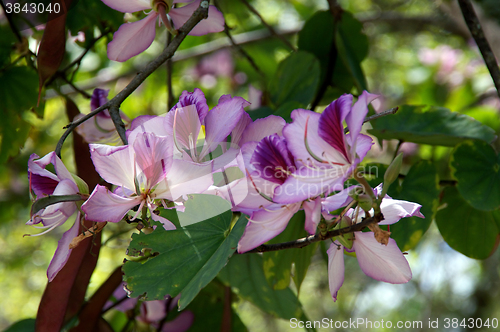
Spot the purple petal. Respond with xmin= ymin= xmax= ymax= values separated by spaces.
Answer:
xmin=133 ymin=133 xmax=173 ymax=188
xmin=169 ymin=88 xmax=209 ymax=122
xmin=239 ymin=115 xmax=286 ymax=146
xmin=127 ymin=115 xmax=168 ymax=144
xmin=346 ymin=91 xmax=378 ymax=151
xmin=379 ymin=197 xmax=424 ymax=225
xmin=283 ymin=109 xmax=343 ymax=166
xmin=237 ymin=203 xmax=300 ymax=253
xmin=318 ymin=95 xmax=352 ymax=162
xmin=156 ymin=159 xmax=213 ymax=201
xmin=327 ymin=242 xmax=345 ymax=302
xmin=82 ymin=185 xmax=142 ymax=223
xmin=250 ymin=134 xmax=294 ymax=185
xmin=107 ymin=13 xmax=158 ymax=62
xmin=149 ymin=205 xmax=176 ymax=230
xmin=90 ymin=88 xmax=109 ymax=111
xmin=321 ymin=185 xmax=357 ymax=213
xmin=169 ymin=1 xmax=224 ymax=36
xmin=303 ymin=197 xmax=322 ymax=234
xmin=169 ymin=104 xmax=203 ymax=155
xmin=345 ymin=133 xmax=373 ymax=163
xmin=273 ymin=166 xmax=346 ymax=204
xmin=353 ymin=232 xmax=412 ymax=283
xmin=101 ymin=0 xmax=150 ymax=13
xmin=89 ymin=144 xmax=135 ymax=190
xmin=139 ymin=301 xmax=167 ymax=323
xmin=248 ymin=84 xmax=262 ymax=110
xmin=161 ymin=310 xmax=194 ymax=332
xmin=230 ymin=111 xmax=252 ymax=146
xmin=47 ymin=214 xmax=81 ymax=282
xmin=201 ymin=96 xmax=249 ymax=158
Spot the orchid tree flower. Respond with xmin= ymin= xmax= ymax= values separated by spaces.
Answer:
xmin=26 ymin=152 xmax=89 ymax=281
xmin=74 ymin=88 xmax=131 ymax=144
xmin=81 ymin=132 xmax=213 ymax=229
xmin=274 ymin=92 xmax=378 ymax=204
xmin=103 ymin=0 xmax=225 ymax=62
xmin=325 ymin=184 xmax=424 ymax=301
xmin=164 ymin=89 xmax=250 ymax=171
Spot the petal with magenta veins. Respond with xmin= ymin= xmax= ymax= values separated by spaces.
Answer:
xmin=321 ymin=185 xmax=357 ymax=213
xmin=90 ymin=144 xmax=136 ymax=190
xmin=353 ymin=232 xmax=412 ymax=283
xmin=107 ymin=13 xmax=158 ymax=62
xmin=101 ymin=0 xmax=150 ymax=13
xmin=250 ymin=134 xmax=294 ymax=185
xmin=327 ymin=242 xmax=345 ymax=302
xmin=283 ymin=109 xmax=342 ymax=166
xmin=47 ymin=214 xmax=82 ymax=282
xmin=133 ymin=133 xmax=173 ymax=188
xmin=169 ymin=0 xmax=225 ymax=36
xmin=237 ymin=203 xmax=300 ymax=253
xmin=318 ymin=94 xmax=353 ymax=162
xmin=239 ymin=115 xmax=286 ymax=146
xmin=82 ymin=185 xmax=142 ymax=223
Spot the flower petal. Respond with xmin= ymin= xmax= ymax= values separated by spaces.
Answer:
xmin=82 ymin=185 xmax=142 ymax=223
xmin=250 ymin=134 xmax=295 ymax=185
xmin=28 ymin=153 xmax=59 ymax=197
xmin=90 ymin=144 xmax=135 ymax=190
xmin=346 ymin=91 xmax=378 ymax=147
xmin=169 ymin=88 xmax=209 ymax=122
xmin=237 ymin=203 xmax=300 ymax=253
xmin=169 ymin=1 xmax=224 ymax=36
xmin=379 ymin=197 xmax=424 ymax=225
xmin=239 ymin=115 xmax=285 ymax=146
xmin=107 ymin=13 xmax=158 ymax=62
xmin=321 ymin=185 xmax=357 ymax=212
xmin=47 ymin=214 xmax=81 ymax=282
xmin=327 ymin=242 xmax=345 ymax=302
xmin=353 ymin=232 xmax=412 ymax=283
xmin=201 ymin=96 xmax=249 ymax=158
xmin=149 ymin=206 xmax=176 ymax=231
xmin=127 ymin=115 xmax=168 ymax=144
xmin=303 ymin=197 xmax=322 ymax=234
xmin=101 ymin=0 xmax=150 ymax=13
xmin=230 ymin=111 xmax=252 ymax=146
xmin=318 ymin=94 xmax=353 ymax=161
xmin=133 ymin=132 xmax=173 ymax=188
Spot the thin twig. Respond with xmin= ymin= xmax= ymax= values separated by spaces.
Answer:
xmin=0 ymin=1 xmax=23 ymax=42
xmin=223 ymin=23 xmax=265 ymax=79
xmin=458 ymin=0 xmax=500 ymax=99
xmin=166 ymin=30 xmax=174 ymax=110
xmin=243 ymin=212 xmax=383 ymax=253
xmin=109 ymin=104 xmax=128 ymax=145
xmin=59 ymin=75 xmax=92 ymax=99
xmin=344 ymin=106 xmax=398 ymax=134
xmin=240 ymin=0 xmax=296 ymax=51
xmin=55 ymin=1 xmax=210 ymax=157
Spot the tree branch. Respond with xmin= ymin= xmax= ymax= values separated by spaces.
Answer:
xmin=458 ymin=0 xmax=500 ymax=99
xmin=240 ymin=0 xmax=296 ymax=51
xmin=54 ymin=1 xmax=210 ymax=157
xmin=243 ymin=212 xmax=384 ymax=253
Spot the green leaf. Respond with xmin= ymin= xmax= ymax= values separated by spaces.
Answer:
xmin=247 ymin=106 xmax=274 ymax=122
xmin=218 ymin=254 xmax=304 ymax=320
xmin=436 ymin=187 xmax=500 ymax=259
xmin=0 ymin=25 xmax=17 ymax=67
xmin=177 ymin=194 xmax=232 ymax=227
xmin=4 ymin=319 xmax=35 ymax=332
xmin=387 ymin=161 xmax=439 ymax=251
xmin=67 ymin=0 xmax=125 ymax=35
xmin=368 ymin=105 xmax=497 ymax=146
xmin=273 ymin=101 xmax=305 ymax=123
xmin=269 ymin=51 xmax=320 ymax=107
xmin=123 ymin=195 xmax=248 ymax=310
xmin=298 ymin=11 xmax=334 ymax=83
xmin=263 ymin=211 xmax=312 ymax=290
xmin=336 ymin=13 xmax=369 ymax=92
xmin=30 ymin=194 xmax=83 ymax=217
xmin=451 ymin=140 xmax=500 ymax=211
xmin=0 ymin=66 xmax=38 ymax=163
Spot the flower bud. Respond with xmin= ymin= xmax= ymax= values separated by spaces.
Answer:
xmin=357 ymin=194 xmax=373 ymax=212
xmin=334 ymin=216 xmax=354 ymax=249
xmin=382 ymin=152 xmax=403 ymax=197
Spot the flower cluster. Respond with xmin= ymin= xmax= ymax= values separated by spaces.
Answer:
xmin=26 ymin=88 xmax=424 ymax=304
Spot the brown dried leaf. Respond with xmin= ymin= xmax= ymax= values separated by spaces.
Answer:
xmin=69 ymin=222 xmax=107 ymax=250
xmin=367 ymin=223 xmax=391 ymax=245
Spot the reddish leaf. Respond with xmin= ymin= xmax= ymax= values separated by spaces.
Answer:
xmin=36 ymin=1 xmax=70 ymax=105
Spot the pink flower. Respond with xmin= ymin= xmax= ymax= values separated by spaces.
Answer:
xmin=27 ymin=152 xmax=88 ymax=281
xmin=103 ymin=0 xmax=225 ymax=61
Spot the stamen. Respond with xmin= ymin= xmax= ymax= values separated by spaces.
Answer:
xmin=172 ymin=109 xmax=186 ymax=154
xmin=130 ymin=200 xmax=146 ymax=222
